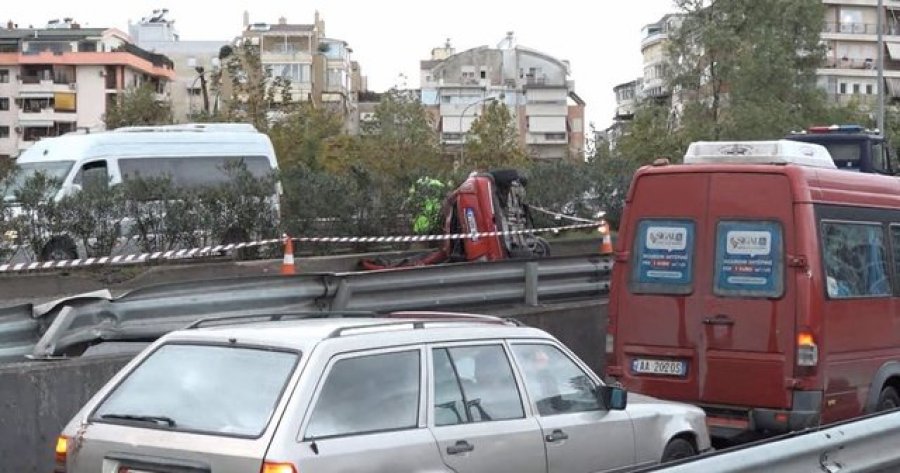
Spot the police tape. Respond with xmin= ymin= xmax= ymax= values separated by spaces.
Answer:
xmin=0 ymin=221 xmax=602 ymax=273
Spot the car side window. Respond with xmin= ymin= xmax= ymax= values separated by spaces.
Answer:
xmin=431 ymin=345 xmax=524 ymax=425
xmin=305 ymin=350 xmax=420 ymax=439
xmin=822 ymin=222 xmax=890 ymax=298
xmin=511 ymin=344 xmax=600 ymax=416
xmin=74 ymin=160 xmax=109 ymax=190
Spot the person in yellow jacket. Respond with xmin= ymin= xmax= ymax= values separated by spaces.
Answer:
xmin=411 ymin=177 xmax=447 ymax=235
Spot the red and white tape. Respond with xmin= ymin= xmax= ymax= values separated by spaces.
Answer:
xmin=0 ymin=222 xmax=601 ymax=273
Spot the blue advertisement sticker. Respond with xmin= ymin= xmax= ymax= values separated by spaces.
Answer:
xmin=715 ymin=221 xmax=783 ymax=297
xmin=634 ymin=220 xmax=695 ymax=287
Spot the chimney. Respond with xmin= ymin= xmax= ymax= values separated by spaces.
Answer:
xmin=242 ymin=10 xmax=250 ymax=29
xmin=278 ymin=16 xmax=287 ymax=25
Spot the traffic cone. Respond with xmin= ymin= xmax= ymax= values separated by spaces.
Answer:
xmin=599 ymin=222 xmax=614 ymax=255
xmin=281 ymin=234 xmax=296 ymax=275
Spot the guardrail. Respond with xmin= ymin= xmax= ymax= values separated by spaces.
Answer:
xmin=640 ymin=410 xmax=900 ymax=472
xmin=0 ymin=254 xmax=612 ymax=363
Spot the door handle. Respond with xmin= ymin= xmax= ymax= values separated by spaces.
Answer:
xmin=703 ymin=315 xmax=735 ymax=326
xmin=447 ymin=440 xmax=475 ymax=455
xmin=545 ymin=429 xmax=569 ymax=443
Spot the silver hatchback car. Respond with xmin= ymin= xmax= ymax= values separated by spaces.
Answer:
xmin=56 ymin=312 xmax=710 ymax=473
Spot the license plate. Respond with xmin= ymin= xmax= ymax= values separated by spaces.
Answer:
xmin=631 ymin=358 xmax=687 ymax=377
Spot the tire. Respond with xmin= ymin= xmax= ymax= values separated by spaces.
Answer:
xmin=40 ymin=236 xmax=78 ymax=262
xmin=661 ymin=438 xmax=697 ymax=463
xmin=876 ymin=386 xmax=900 ymax=411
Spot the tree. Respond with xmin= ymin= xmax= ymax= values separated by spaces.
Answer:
xmin=463 ymin=101 xmax=528 ymax=170
xmin=359 ymin=89 xmax=445 ymax=177
xmin=267 ymin=103 xmax=346 ymax=171
xmin=668 ymin=0 xmax=841 ymax=141
xmin=104 ymin=84 xmax=173 ymax=129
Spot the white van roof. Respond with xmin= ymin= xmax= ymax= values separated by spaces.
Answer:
xmin=684 ymin=140 xmax=837 ymax=169
xmin=16 ymin=123 xmax=277 ymax=165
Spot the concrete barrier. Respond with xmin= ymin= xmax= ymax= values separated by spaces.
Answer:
xmin=0 ymin=299 xmax=606 ymax=473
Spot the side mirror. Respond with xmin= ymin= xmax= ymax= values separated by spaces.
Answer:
xmin=597 ymin=385 xmax=628 ymax=411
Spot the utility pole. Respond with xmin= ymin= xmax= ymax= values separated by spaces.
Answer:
xmin=877 ymin=0 xmax=886 ymax=135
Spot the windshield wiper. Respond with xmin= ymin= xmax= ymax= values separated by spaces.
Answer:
xmin=100 ymin=413 xmax=177 ymax=427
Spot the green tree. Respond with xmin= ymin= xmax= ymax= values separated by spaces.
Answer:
xmin=359 ymin=89 xmax=445 ymax=177
xmin=268 ymin=103 xmax=346 ymax=171
xmin=104 ymin=84 xmax=173 ymax=129
xmin=668 ymin=0 xmax=838 ymax=140
xmin=463 ymin=101 xmax=528 ymax=170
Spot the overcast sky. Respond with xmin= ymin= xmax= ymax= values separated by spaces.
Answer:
xmin=9 ymin=0 xmax=678 ymax=131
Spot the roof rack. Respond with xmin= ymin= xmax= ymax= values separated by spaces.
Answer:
xmin=185 ymin=311 xmax=379 ymax=330
xmin=112 ymin=123 xmax=259 ymax=134
xmin=326 ymin=313 xmax=518 ymax=339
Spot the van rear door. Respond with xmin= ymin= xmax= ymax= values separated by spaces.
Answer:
xmin=617 ymin=171 xmax=795 ymax=411
xmin=700 ymin=173 xmax=795 ymax=410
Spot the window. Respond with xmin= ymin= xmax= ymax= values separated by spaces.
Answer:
xmin=74 ymin=161 xmax=109 ymax=190
xmin=822 ymin=222 xmax=890 ymax=298
xmin=0 ymin=98 xmax=7 ymax=111
xmin=511 ymin=344 xmax=600 ymax=416
xmin=119 ymin=156 xmax=273 ymax=189
xmin=0 ymin=69 xmax=8 ymax=83
xmin=545 ymin=133 xmax=567 ymax=141
xmin=840 ymin=83 xmax=848 ymax=94
xmin=872 ymin=141 xmax=888 ymax=173
xmin=631 ymin=219 xmax=696 ymax=294
xmin=867 ymin=84 xmax=875 ymax=95
xmin=0 ymin=126 xmax=8 ymax=139
xmin=853 ymin=84 xmax=861 ymax=94
xmin=268 ymin=63 xmax=311 ymax=84
xmin=714 ymin=221 xmax=784 ymax=298
xmin=305 ymin=350 xmax=420 ymax=439
xmin=431 ymin=345 xmax=524 ymax=425
xmin=92 ymin=344 xmax=298 ymax=438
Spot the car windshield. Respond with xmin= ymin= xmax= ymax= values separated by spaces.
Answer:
xmin=2 ymin=161 xmax=74 ymax=203
xmin=92 ymin=344 xmax=299 ymax=438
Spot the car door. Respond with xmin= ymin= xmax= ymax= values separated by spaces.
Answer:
xmin=428 ymin=342 xmax=547 ymax=473
xmin=295 ymin=347 xmax=446 ymax=472
xmin=510 ymin=342 xmax=636 ymax=473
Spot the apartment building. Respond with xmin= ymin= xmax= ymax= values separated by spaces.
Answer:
xmin=819 ymin=0 xmax=900 ymax=107
xmin=0 ymin=19 xmax=174 ymax=159
xmin=130 ymin=10 xmax=228 ymax=121
xmin=420 ymin=35 xmax=586 ymax=161
xmin=239 ymin=12 xmax=366 ymax=132
xmin=641 ymin=14 xmax=682 ymax=101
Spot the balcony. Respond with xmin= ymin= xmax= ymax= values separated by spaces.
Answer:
xmin=641 ymin=32 xmax=669 ymax=51
xmin=822 ymin=22 xmax=900 ymax=37
xmin=526 ymin=132 xmax=568 ymax=145
xmin=824 ymin=56 xmax=876 ymax=70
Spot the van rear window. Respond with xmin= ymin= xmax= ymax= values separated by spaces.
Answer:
xmin=714 ymin=221 xmax=784 ymax=298
xmin=630 ymin=219 xmax=695 ymax=295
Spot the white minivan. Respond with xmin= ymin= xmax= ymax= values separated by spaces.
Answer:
xmin=4 ymin=123 xmax=281 ymax=260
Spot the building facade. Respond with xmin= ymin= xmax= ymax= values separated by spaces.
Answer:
xmin=818 ymin=0 xmax=900 ymax=108
xmin=239 ymin=12 xmax=365 ymax=132
xmin=0 ymin=19 xmax=174 ymax=159
xmin=420 ymin=35 xmax=586 ymax=161
xmin=129 ymin=10 xmax=228 ymax=122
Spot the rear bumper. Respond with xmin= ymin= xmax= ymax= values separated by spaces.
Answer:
xmin=706 ymin=390 xmax=823 ymax=437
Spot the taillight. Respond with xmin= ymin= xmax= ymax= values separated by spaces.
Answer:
xmin=262 ymin=461 xmax=298 ymax=473
xmin=797 ymin=331 xmax=818 ymax=367
xmin=54 ymin=436 xmax=68 ymax=473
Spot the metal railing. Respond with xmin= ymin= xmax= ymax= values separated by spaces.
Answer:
xmin=639 ymin=409 xmax=900 ymax=472
xmin=0 ymin=254 xmax=612 ymax=362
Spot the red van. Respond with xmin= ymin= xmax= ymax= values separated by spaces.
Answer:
xmin=607 ymin=140 xmax=900 ymax=441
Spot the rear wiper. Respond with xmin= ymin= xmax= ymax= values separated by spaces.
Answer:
xmin=101 ymin=414 xmax=177 ymax=427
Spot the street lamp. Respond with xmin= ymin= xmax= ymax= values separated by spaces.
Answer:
xmin=458 ymin=94 xmax=502 ymax=167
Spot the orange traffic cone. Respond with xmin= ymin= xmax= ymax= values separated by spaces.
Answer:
xmin=281 ymin=234 xmax=296 ymax=275
xmin=599 ymin=222 xmax=614 ymax=255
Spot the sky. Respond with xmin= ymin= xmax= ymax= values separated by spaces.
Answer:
xmin=8 ymin=0 xmax=678 ymax=131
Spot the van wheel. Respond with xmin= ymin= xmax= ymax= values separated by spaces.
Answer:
xmin=661 ymin=438 xmax=697 ymax=463
xmin=40 ymin=237 xmax=78 ymax=262
xmin=876 ymin=386 xmax=900 ymax=411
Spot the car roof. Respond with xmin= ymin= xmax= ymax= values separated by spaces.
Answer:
xmin=161 ymin=314 xmax=552 ymax=352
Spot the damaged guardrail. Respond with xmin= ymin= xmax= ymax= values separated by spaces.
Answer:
xmin=0 ymin=254 xmax=612 ymax=362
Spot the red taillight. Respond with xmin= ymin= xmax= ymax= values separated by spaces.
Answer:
xmin=262 ymin=462 xmax=298 ymax=473
xmin=54 ymin=436 xmax=68 ymax=473
xmin=797 ymin=331 xmax=818 ymax=367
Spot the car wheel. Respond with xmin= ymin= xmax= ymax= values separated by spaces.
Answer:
xmin=40 ymin=236 xmax=78 ymax=262
xmin=661 ymin=438 xmax=697 ymax=463
xmin=876 ymin=386 xmax=900 ymax=411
